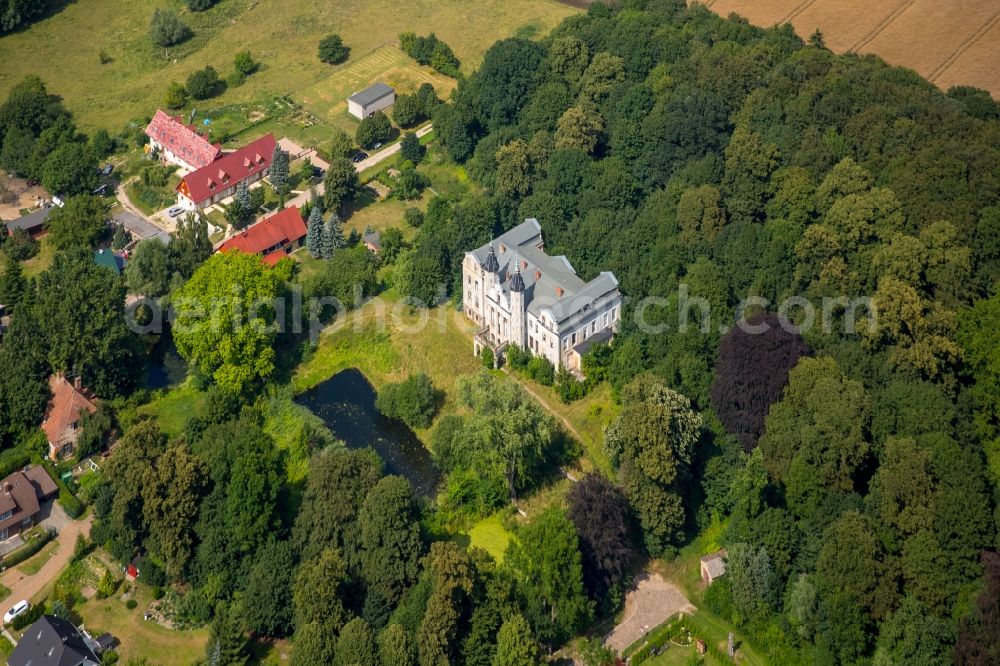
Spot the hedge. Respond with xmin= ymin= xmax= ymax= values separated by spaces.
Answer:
xmin=2 ymin=528 xmax=55 ymax=568
xmin=58 ymin=487 xmax=84 ymax=519
xmin=0 ymin=450 xmax=31 ymax=480
xmin=11 ymin=601 xmax=45 ymax=630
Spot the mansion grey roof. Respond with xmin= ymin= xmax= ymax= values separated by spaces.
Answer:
xmin=348 ymin=83 xmax=394 ymax=107
xmin=470 ymin=219 xmax=620 ymax=328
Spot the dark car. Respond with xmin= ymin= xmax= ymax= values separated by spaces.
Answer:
xmin=101 ymin=164 xmax=114 ymax=176
xmin=352 ymin=151 xmax=368 ymax=163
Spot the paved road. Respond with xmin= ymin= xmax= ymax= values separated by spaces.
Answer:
xmin=0 ymin=510 xmax=93 ymax=609
xmin=604 ymin=572 xmax=697 ymax=653
xmin=283 ymin=123 xmax=434 ymax=211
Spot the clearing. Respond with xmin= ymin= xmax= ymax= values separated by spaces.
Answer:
xmin=0 ymin=0 xmax=577 ymax=132
xmin=696 ymin=0 xmax=1000 ymax=98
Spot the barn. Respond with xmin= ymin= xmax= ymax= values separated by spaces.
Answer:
xmin=347 ymin=83 xmax=395 ymax=119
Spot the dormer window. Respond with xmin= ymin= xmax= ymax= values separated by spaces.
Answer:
xmin=244 ymin=157 xmax=251 ymax=168
xmin=499 ymin=243 xmax=506 ymax=253
xmin=207 ymin=178 xmax=216 ymax=190
xmin=255 ymin=153 xmax=264 ymax=164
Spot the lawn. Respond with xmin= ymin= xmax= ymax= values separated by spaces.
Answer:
xmin=465 ymin=513 xmax=512 ymax=563
xmin=0 ymin=0 xmax=578 ymax=133
xmin=74 ymin=583 xmax=210 ymax=666
xmin=17 ymin=541 xmax=59 ymax=576
xmin=0 ymin=581 xmax=9 ymax=605
xmin=298 ymin=44 xmax=456 ymax=136
xmin=138 ymin=380 xmax=208 ymax=438
xmin=2 ymin=235 xmax=57 ymax=279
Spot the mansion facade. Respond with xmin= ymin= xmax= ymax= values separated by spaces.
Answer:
xmin=462 ymin=219 xmax=622 ymax=376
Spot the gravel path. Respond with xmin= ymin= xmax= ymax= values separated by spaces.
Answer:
xmin=604 ymin=572 xmax=697 ymax=653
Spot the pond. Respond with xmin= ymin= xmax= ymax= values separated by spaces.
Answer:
xmin=295 ymin=368 xmax=440 ymax=497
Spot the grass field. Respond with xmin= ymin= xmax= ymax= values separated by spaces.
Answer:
xmin=75 ymin=583 xmax=210 ymax=665
xmin=298 ymin=44 xmax=456 ymax=136
xmin=0 ymin=0 xmax=577 ymax=133
xmin=698 ymin=0 xmax=1000 ymax=97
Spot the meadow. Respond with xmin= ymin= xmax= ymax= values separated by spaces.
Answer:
xmin=0 ymin=0 xmax=577 ymax=133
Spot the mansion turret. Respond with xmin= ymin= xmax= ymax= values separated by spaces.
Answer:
xmin=462 ymin=219 xmax=622 ymax=376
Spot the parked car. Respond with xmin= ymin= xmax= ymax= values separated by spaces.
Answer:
xmin=352 ymin=151 xmax=368 ymax=163
xmin=372 ymin=142 xmax=382 ymax=150
xmin=4 ymin=600 xmax=29 ymax=624
xmin=101 ymin=164 xmax=114 ymax=176
xmin=167 ymin=206 xmax=185 ymax=217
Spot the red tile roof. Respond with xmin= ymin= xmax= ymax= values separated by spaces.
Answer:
xmin=145 ymin=109 xmax=221 ymax=170
xmin=41 ymin=375 xmax=98 ymax=448
xmin=262 ymin=250 xmax=289 ymax=266
xmin=219 ymin=206 xmax=307 ymax=258
xmin=177 ymin=134 xmax=276 ymax=205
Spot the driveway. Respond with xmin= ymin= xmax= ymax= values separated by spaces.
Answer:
xmin=0 ymin=511 xmax=93 ymax=607
xmin=604 ymin=573 xmax=697 ymax=653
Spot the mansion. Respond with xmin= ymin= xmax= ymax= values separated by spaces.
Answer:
xmin=462 ymin=219 xmax=622 ymax=376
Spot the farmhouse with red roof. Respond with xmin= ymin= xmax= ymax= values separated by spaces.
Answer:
xmin=218 ymin=206 xmax=307 ymax=265
xmin=176 ymin=134 xmax=276 ymax=210
xmin=145 ymin=109 xmax=222 ymax=172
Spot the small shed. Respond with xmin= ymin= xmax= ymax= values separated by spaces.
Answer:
xmin=347 ymin=83 xmax=395 ymax=119
xmin=363 ymin=230 xmax=381 ymax=254
xmin=700 ymin=549 xmax=727 ymax=584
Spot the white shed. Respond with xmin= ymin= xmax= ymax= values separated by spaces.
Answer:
xmin=700 ymin=550 xmax=727 ymax=584
xmin=347 ymin=83 xmax=395 ymax=119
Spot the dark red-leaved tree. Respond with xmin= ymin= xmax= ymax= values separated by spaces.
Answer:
xmin=710 ymin=312 xmax=810 ymax=451
xmin=567 ymin=474 xmax=636 ymax=599
xmin=955 ymin=551 xmax=1000 ymax=665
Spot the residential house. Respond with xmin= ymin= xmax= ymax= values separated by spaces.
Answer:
xmin=347 ymin=83 xmax=395 ymax=119
xmin=144 ymin=109 xmax=222 ymax=172
xmin=8 ymin=616 xmax=102 ymax=666
xmin=41 ymin=375 xmax=98 ymax=462
xmin=175 ymin=134 xmax=276 ymax=211
xmin=462 ymin=218 xmax=622 ymax=376
xmin=0 ymin=466 xmax=58 ymax=542
xmin=3 ymin=205 xmax=52 ymax=239
xmin=217 ymin=206 xmax=307 ymax=266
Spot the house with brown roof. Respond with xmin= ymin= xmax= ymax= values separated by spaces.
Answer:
xmin=145 ymin=109 xmax=222 ymax=172
xmin=217 ymin=207 xmax=307 ymax=266
xmin=41 ymin=375 xmax=98 ymax=462
xmin=0 ymin=466 xmax=58 ymax=542
xmin=176 ymin=134 xmax=276 ymax=211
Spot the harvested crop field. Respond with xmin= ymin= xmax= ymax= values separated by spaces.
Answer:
xmin=696 ymin=0 xmax=1000 ymax=98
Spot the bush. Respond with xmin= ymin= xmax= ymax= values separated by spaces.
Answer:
xmin=399 ymin=32 xmax=460 ymax=74
xmin=318 ymin=34 xmax=349 ymax=64
xmin=186 ymin=0 xmax=218 ymax=10
xmin=375 ymin=373 xmax=440 ymax=428
xmin=186 ymin=66 xmax=222 ymax=100
xmin=0 ymin=448 xmax=30 ymax=479
xmin=137 ymin=559 xmax=167 ymax=587
xmin=480 ymin=347 xmax=494 ymax=369
xmin=400 ymin=133 xmax=424 ymax=163
xmin=234 ymin=51 xmax=257 ymax=76
xmin=96 ymin=570 xmax=119 ymax=599
xmin=151 ymin=586 xmax=165 ymax=600
xmin=126 ymin=599 xmax=138 ymax=610
xmin=356 ymin=111 xmax=392 ymax=149
xmin=11 ymin=601 xmax=45 ymax=630
xmin=59 ymin=487 xmax=84 ymax=519
xmin=2 ymin=528 xmax=55 ymax=568
xmin=526 ymin=356 xmax=555 ymax=386
xmin=4 ymin=228 xmax=38 ymax=260
xmin=403 ymin=207 xmax=424 ymax=228
xmin=149 ymin=9 xmax=191 ymax=47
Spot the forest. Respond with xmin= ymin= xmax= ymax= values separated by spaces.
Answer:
xmin=0 ymin=0 xmax=998 ymax=664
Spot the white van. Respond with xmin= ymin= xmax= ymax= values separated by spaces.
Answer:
xmin=4 ymin=600 xmax=29 ymax=624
